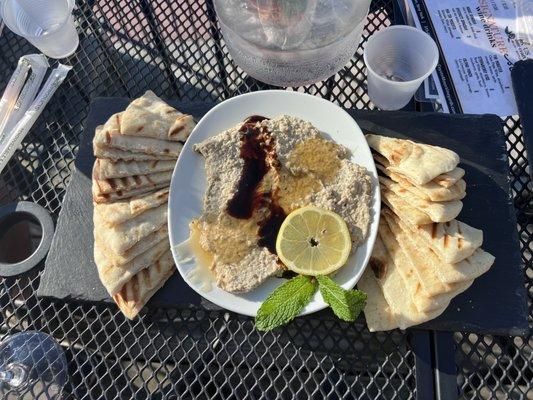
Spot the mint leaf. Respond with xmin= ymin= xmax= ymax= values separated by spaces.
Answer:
xmin=317 ymin=275 xmax=367 ymax=322
xmin=256 ymin=275 xmax=317 ymax=331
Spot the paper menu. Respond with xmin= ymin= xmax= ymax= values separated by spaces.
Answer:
xmin=424 ymin=0 xmax=531 ymax=116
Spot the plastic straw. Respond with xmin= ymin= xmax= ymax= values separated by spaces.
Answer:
xmin=0 ymin=56 xmax=32 ymax=136
xmin=0 ymin=64 xmax=72 ymax=174
xmin=4 ymin=55 xmax=49 ymax=134
xmin=0 ymin=54 xmax=48 ymax=145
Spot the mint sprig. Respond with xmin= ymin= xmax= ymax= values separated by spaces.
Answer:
xmin=317 ymin=275 xmax=367 ymax=322
xmin=255 ymin=275 xmax=317 ymax=331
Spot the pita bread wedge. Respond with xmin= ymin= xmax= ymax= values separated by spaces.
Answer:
xmin=95 ymin=239 xmax=170 ymax=296
xmin=368 ymin=233 xmax=449 ymax=329
xmin=93 ymin=158 xmax=176 ymax=179
xmin=381 ymin=189 xmax=433 ymax=225
xmin=379 ymin=176 xmax=462 ymax=223
xmin=113 ymin=249 xmax=175 ymax=319
xmin=380 ymin=217 xmax=474 ymax=313
xmin=94 ymin=203 xmax=167 ymax=255
xmin=366 ymin=134 xmax=459 ymax=185
xmin=416 ymin=244 xmax=492 ymax=285
xmin=121 ymin=91 xmax=195 ymax=142
xmin=92 ymin=168 xmax=172 ymax=195
xmin=392 ymin=293 xmax=448 ymax=330
xmin=94 ymin=127 xmax=183 ymax=157
xmin=357 ymin=267 xmax=398 ymax=332
xmin=408 ymin=219 xmax=483 ymax=263
xmin=393 ymin=215 xmax=493 ymax=283
xmin=95 ymin=226 xmax=168 ymax=267
xmin=372 ymin=152 xmax=389 ymax=167
xmin=376 ymin=163 xmax=466 ymax=202
xmin=94 ymin=114 xmax=184 ymax=157
xmin=433 ymin=167 xmax=465 ymax=188
xmin=384 ymin=213 xmax=478 ymax=297
xmin=94 ymin=144 xmax=174 ymax=161
xmin=378 ymin=217 xmax=447 ymax=311
xmin=92 ymin=182 xmax=169 ymax=204
xmin=93 ymin=126 xmax=176 ymax=161
xmin=95 ymin=188 xmax=169 ymax=227
xmin=380 ymin=210 xmax=444 ymax=296
xmin=372 ymin=151 xmax=465 ymax=189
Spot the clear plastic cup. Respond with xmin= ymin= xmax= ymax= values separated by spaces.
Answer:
xmin=364 ymin=25 xmax=439 ymax=110
xmin=1 ymin=0 xmax=79 ymax=59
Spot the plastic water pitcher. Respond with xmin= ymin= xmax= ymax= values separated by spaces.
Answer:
xmin=214 ymin=0 xmax=372 ymax=87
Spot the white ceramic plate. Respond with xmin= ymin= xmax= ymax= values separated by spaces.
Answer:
xmin=168 ymin=90 xmax=380 ymax=317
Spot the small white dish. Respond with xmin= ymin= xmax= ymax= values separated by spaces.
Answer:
xmin=168 ymin=90 xmax=380 ymax=317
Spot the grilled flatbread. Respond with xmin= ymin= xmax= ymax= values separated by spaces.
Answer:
xmin=379 ymin=176 xmax=462 ymax=223
xmin=93 ymin=203 xmax=167 ymax=255
xmin=92 ymin=168 xmax=172 ymax=195
xmin=412 ymin=219 xmax=483 ymax=263
xmin=393 ymin=216 xmax=493 ymax=283
xmin=373 ymin=152 xmax=465 ymax=190
xmin=376 ymin=163 xmax=466 ymax=202
xmin=381 ymin=189 xmax=433 ymax=225
xmin=94 ymin=144 xmax=175 ymax=161
xmin=112 ymin=249 xmax=175 ymax=319
xmin=379 ymin=217 xmax=449 ymax=311
xmin=95 ymin=188 xmax=169 ymax=227
xmin=95 ymin=239 xmax=170 ymax=296
xmin=94 ymin=114 xmax=184 ymax=157
xmin=357 ymin=263 xmax=398 ymax=332
xmin=93 ymin=125 xmax=176 ymax=161
xmin=95 ymin=226 xmax=168 ymax=267
xmin=367 ymin=134 xmax=459 ymax=185
xmin=384 ymin=213 xmax=477 ymax=292
xmin=433 ymin=167 xmax=465 ymax=188
xmin=369 ymin=233 xmax=449 ymax=329
xmin=372 ymin=152 xmax=389 ymax=167
xmin=93 ymin=158 xmax=176 ymax=179
xmin=92 ymin=182 xmax=169 ymax=204
xmin=380 ymin=213 xmax=474 ymax=311
xmin=121 ymin=90 xmax=195 ymax=142
xmin=94 ymin=127 xmax=183 ymax=157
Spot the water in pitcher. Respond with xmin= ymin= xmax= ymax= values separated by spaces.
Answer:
xmin=2 ymin=0 xmax=79 ymax=58
xmin=214 ymin=0 xmax=371 ymax=87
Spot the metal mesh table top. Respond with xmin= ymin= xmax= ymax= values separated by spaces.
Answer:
xmin=0 ymin=0 xmax=530 ymax=399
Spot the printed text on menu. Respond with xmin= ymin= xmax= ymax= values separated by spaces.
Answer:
xmin=426 ymin=0 xmax=531 ymax=116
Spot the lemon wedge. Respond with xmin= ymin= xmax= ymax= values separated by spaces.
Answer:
xmin=275 ymin=206 xmax=352 ymax=275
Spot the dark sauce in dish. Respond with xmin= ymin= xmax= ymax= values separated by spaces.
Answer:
xmin=257 ymin=201 xmax=286 ymax=254
xmin=226 ymin=115 xmax=287 ymax=256
xmin=226 ymin=115 xmax=269 ymax=219
xmin=243 ymin=115 xmax=268 ymax=125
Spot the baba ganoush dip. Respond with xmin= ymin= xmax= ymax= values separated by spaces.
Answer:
xmin=185 ymin=115 xmax=372 ymax=293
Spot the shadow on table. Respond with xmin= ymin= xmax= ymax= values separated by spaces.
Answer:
xmin=29 ymin=295 xmax=418 ymax=400
xmin=0 ymin=20 xmax=220 ymax=211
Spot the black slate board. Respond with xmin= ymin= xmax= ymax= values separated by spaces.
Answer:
xmin=512 ymin=59 xmax=533 ymax=180
xmin=346 ymin=110 xmax=528 ymax=335
xmin=38 ymin=98 xmax=528 ymax=335
xmin=38 ymin=99 xmax=214 ymax=309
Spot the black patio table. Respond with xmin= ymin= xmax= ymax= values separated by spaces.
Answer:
xmin=0 ymin=0 xmax=531 ymax=399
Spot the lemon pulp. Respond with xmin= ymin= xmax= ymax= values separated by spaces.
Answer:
xmin=275 ymin=206 xmax=352 ymax=275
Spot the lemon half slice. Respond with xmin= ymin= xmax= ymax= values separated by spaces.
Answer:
xmin=276 ymin=206 xmax=352 ymax=275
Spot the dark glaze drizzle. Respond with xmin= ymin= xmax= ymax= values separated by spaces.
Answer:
xmin=226 ymin=115 xmax=287 ymax=256
xmin=243 ymin=115 xmax=268 ymax=124
xmin=226 ymin=115 xmax=270 ymax=219
xmin=257 ymin=200 xmax=286 ymax=254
